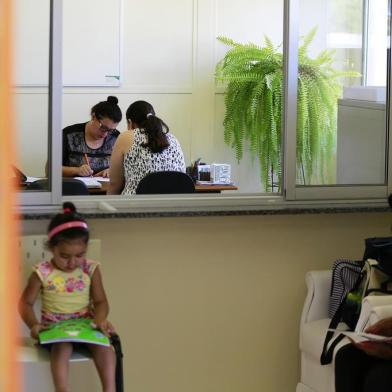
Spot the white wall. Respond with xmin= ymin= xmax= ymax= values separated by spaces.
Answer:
xmin=15 ymin=0 xmax=332 ymax=191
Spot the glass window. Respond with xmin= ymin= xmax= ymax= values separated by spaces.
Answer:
xmin=13 ymin=0 xmax=50 ymax=192
xmin=215 ymin=0 xmax=284 ymax=193
xmin=15 ymin=0 xmax=392 ymax=212
xmin=296 ymin=0 xmax=389 ymax=187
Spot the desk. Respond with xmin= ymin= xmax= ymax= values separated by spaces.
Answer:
xmin=20 ymin=179 xmax=238 ymax=194
xmin=194 ymin=184 xmax=238 ymax=193
xmin=89 ymin=182 xmax=238 ymax=195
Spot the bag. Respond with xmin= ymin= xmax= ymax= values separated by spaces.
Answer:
xmin=110 ymin=333 xmax=124 ymax=392
xmin=320 ymin=259 xmax=392 ymax=365
xmin=363 ymin=237 xmax=392 ymax=274
xmin=328 ymin=259 xmax=363 ymax=318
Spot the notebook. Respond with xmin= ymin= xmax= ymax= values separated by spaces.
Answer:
xmin=39 ymin=318 xmax=110 ymax=346
xmin=74 ymin=177 xmax=103 ymax=188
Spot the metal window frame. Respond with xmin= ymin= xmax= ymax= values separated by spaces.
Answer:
xmin=20 ymin=0 xmax=392 ymax=213
xmin=19 ymin=0 xmax=62 ymax=206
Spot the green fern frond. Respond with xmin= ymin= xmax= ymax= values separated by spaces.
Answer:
xmin=264 ymin=35 xmax=275 ymax=52
xmin=299 ymin=26 xmax=318 ymax=59
xmin=216 ymin=36 xmax=241 ymax=47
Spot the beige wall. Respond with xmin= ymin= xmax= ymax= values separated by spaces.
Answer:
xmin=22 ymin=211 xmax=391 ymax=391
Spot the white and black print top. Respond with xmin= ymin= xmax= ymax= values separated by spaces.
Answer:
xmin=122 ymin=128 xmax=186 ymax=195
xmin=62 ymin=123 xmax=120 ymax=174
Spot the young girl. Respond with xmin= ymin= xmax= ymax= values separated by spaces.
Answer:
xmin=19 ymin=202 xmax=116 ymax=392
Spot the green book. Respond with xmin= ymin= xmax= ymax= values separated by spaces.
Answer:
xmin=39 ymin=318 xmax=110 ymax=347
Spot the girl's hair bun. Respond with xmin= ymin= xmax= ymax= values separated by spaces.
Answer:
xmin=62 ymin=201 xmax=76 ymax=214
xmin=107 ymin=96 xmax=119 ymax=105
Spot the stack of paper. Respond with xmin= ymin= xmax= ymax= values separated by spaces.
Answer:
xmin=328 ymin=329 xmax=392 ymax=343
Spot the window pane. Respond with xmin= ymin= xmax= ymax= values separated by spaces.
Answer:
xmin=13 ymin=0 xmax=50 ymax=192
xmin=297 ymin=0 xmax=388 ymax=186
xmin=215 ymin=0 xmax=284 ymax=193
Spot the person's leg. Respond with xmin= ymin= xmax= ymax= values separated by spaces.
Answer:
xmin=87 ymin=344 xmax=116 ymax=392
xmin=364 ymin=359 xmax=392 ymax=392
xmin=50 ymin=342 xmax=73 ymax=392
xmin=335 ymin=343 xmax=374 ymax=392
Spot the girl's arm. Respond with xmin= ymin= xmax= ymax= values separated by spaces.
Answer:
xmin=90 ymin=267 xmax=115 ymax=336
xmin=19 ymin=273 xmax=45 ymax=338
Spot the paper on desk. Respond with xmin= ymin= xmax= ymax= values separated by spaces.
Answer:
xmin=74 ymin=177 xmax=102 ymax=188
xmin=25 ymin=176 xmax=45 ymax=183
xmin=328 ymin=329 xmax=392 ymax=343
xmin=92 ymin=176 xmax=110 ymax=182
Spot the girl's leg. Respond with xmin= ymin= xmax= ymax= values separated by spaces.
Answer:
xmin=87 ymin=344 xmax=116 ymax=392
xmin=50 ymin=342 xmax=73 ymax=392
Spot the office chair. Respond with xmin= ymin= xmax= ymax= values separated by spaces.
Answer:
xmin=26 ymin=178 xmax=89 ymax=195
xmin=135 ymin=171 xmax=195 ymax=194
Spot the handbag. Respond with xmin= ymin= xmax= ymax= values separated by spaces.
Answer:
xmin=328 ymin=259 xmax=363 ymax=318
xmin=363 ymin=237 xmax=392 ymax=274
xmin=321 ymin=259 xmax=392 ymax=365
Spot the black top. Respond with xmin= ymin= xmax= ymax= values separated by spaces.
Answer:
xmin=62 ymin=123 xmax=120 ymax=174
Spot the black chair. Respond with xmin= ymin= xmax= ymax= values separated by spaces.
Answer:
xmin=135 ymin=171 xmax=195 ymax=194
xmin=26 ymin=178 xmax=89 ymax=195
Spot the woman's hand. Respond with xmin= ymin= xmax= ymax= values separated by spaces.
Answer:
xmin=94 ymin=168 xmax=110 ymax=178
xmin=92 ymin=319 xmax=115 ymax=337
xmin=351 ymin=339 xmax=392 ymax=359
xmin=30 ymin=323 xmax=47 ymax=340
xmin=366 ymin=317 xmax=392 ymax=336
xmin=77 ymin=164 xmax=93 ymax=177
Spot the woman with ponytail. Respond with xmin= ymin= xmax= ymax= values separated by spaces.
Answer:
xmin=62 ymin=96 xmax=122 ymax=178
xmin=108 ymin=100 xmax=185 ymax=194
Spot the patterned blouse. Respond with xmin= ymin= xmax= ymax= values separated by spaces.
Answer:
xmin=122 ymin=128 xmax=186 ymax=195
xmin=33 ymin=259 xmax=99 ymax=324
xmin=62 ymin=122 xmax=119 ymax=174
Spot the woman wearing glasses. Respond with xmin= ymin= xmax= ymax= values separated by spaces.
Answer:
xmin=62 ymin=96 xmax=122 ymax=178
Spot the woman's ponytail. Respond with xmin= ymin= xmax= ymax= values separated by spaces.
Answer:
xmin=126 ymin=101 xmax=169 ymax=153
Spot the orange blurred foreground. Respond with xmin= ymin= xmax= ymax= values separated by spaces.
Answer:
xmin=0 ymin=0 xmax=21 ymax=390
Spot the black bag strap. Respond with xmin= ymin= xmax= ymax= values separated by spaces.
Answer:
xmin=320 ymin=297 xmax=348 ymax=365
xmin=110 ymin=333 xmax=124 ymax=392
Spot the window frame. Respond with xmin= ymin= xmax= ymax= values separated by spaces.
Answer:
xmin=19 ymin=0 xmax=62 ymax=207
xmin=19 ymin=0 xmax=392 ymax=214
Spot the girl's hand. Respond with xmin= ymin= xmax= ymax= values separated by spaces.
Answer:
xmin=92 ymin=319 xmax=115 ymax=337
xmin=350 ymin=338 xmax=392 ymax=359
xmin=30 ymin=323 xmax=47 ymax=340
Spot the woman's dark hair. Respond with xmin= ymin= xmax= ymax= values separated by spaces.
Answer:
xmin=47 ymin=202 xmax=89 ymax=247
xmin=91 ymin=96 xmax=122 ymax=123
xmin=126 ymin=100 xmax=169 ymax=153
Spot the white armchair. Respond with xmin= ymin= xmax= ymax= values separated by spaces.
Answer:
xmin=297 ymin=270 xmax=392 ymax=392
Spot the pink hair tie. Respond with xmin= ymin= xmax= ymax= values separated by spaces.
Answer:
xmin=48 ymin=221 xmax=88 ymax=240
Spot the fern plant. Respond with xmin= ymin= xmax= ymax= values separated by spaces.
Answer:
xmin=215 ymin=28 xmax=358 ymax=191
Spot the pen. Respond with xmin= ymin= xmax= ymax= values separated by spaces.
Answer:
xmin=84 ymin=153 xmax=93 ymax=176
